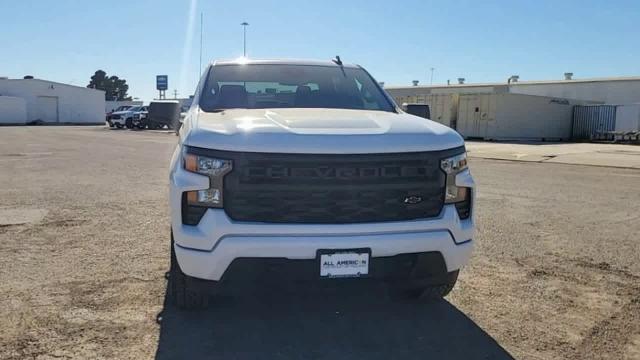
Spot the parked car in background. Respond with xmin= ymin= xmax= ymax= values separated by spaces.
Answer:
xmin=109 ymin=106 xmax=146 ymax=129
xmin=106 ymin=105 xmax=133 ymax=127
xmin=131 ymin=106 xmax=149 ymax=129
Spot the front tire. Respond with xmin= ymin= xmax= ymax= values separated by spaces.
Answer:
xmin=391 ymin=270 xmax=459 ymax=301
xmin=115 ymin=123 xmax=124 ymax=129
xmin=125 ymin=118 xmax=133 ymax=129
xmin=169 ymin=236 xmax=210 ymax=310
xmin=420 ymin=270 xmax=459 ymax=299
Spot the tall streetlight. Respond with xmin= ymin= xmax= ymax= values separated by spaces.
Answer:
xmin=430 ymin=67 xmax=435 ymax=85
xmin=199 ymin=12 xmax=203 ymax=75
xmin=241 ymin=22 xmax=249 ymax=57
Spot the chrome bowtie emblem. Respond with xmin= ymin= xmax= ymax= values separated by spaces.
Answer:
xmin=404 ymin=195 xmax=423 ymax=204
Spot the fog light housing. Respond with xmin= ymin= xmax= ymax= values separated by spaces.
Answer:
xmin=454 ymin=189 xmax=472 ymax=219
xmin=181 ymin=193 xmax=208 ymax=226
xmin=445 ymin=184 xmax=468 ymax=203
xmin=186 ymin=188 xmax=222 ymax=207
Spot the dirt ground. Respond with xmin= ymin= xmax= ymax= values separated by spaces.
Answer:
xmin=0 ymin=126 xmax=638 ymax=360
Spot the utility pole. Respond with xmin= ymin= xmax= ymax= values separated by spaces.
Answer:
xmin=430 ymin=67 xmax=435 ymax=85
xmin=241 ymin=22 xmax=249 ymax=57
xmin=173 ymin=89 xmax=178 ymax=99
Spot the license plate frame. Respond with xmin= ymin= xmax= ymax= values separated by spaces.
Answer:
xmin=317 ymin=248 xmax=371 ymax=279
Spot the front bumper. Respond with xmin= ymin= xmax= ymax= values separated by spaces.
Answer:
xmin=169 ymin=148 xmax=476 ymax=282
xmin=132 ymin=114 xmax=146 ymax=124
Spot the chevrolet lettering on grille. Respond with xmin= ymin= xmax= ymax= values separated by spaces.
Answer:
xmin=243 ymin=165 xmax=429 ymax=180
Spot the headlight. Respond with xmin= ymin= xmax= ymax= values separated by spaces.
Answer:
xmin=182 ymin=147 xmax=232 ymax=211
xmin=184 ymin=153 xmax=232 ymax=177
xmin=440 ymin=153 xmax=468 ymax=175
xmin=440 ymin=152 xmax=472 ymax=219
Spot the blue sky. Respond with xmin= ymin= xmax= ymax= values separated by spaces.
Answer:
xmin=3 ymin=0 xmax=639 ymax=101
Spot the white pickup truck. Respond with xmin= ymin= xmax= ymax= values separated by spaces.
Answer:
xmin=109 ymin=106 xmax=147 ymax=129
xmin=168 ymin=58 xmax=475 ymax=309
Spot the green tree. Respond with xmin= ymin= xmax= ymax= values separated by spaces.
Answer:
xmin=87 ymin=70 xmax=131 ymax=101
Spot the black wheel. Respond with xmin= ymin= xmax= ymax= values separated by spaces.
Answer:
xmin=115 ymin=123 xmax=124 ymax=129
xmin=169 ymin=235 xmax=209 ymax=310
xmin=137 ymin=124 xmax=146 ymax=129
xmin=390 ymin=270 xmax=459 ymax=301
xmin=125 ymin=118 xmax=133 ymax=129
xmin=107 ymin=121 xmax=114 ymax=128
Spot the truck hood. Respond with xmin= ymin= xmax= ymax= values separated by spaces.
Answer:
xmin=183 ymin=108 xmax=464 ymax=154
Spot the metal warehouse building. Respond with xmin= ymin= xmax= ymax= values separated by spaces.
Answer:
xmin=387 ymin=76 xmax=640 ymax=105
xmin=0 ymin=78 xmax=105 ymax=125
xmin=385 ymin=76 xmax=640 ymax=140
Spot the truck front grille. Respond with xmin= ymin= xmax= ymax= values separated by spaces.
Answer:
xmin=193 ymin=147 xmax=464 ymax=224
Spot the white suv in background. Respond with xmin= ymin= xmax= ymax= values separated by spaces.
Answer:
xmin=168 ymin=58 xmax=475 ymax=309
xmin=109 ymin=105 xmax=146 ymax=129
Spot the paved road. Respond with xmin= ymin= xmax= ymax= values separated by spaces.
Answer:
xmin=466 ymin=141 xmax=640 ymax=169
xmin=1 ymin=127 xmax=638 ymax=360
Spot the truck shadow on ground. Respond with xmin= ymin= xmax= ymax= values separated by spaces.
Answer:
xmin=155 ymin=282 xmax=513 ymax=360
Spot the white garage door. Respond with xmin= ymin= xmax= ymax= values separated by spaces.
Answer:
xmin=36 ymin=96 xmax=59 ymax=123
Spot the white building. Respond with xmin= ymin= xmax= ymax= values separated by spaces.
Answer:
xmin=384 ymin=76 xmax=640 ymax=140
xmin=386 ymin=76 xmax=640 ymax=105
xmin=455 ymin=93 xmax=590 ymax=141
xmin=0 ymin=78 xmax=105 ymax=124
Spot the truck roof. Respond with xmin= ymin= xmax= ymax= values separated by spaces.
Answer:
xmin=212 ymin=58 xmax=360 ymax=69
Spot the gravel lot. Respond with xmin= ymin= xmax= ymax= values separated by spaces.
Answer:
xmin=1 ymin=126 xmax=639 ymax=360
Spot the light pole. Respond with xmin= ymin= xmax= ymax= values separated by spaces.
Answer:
xmin=430 ymin=67 xmax=435 ymax=85
xmin=241 ymin=22 xmax=249 ymax=57
xmin=199 ymin=12 xmax=203 ymax=75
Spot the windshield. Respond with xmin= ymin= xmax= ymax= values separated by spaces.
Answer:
xmin=128 ymin=106 xmax=142 ymax=112
xmin=199 ymin=64 xmax=395 ymax=112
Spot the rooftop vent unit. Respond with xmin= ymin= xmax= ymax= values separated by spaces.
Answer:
xmin=412 ymin=80 xmax=419 ymax=86
xmin=509 ymin=75 xmax=519 ymax=83
xmin=457 ymin=78 xmax=465 ymax=84
xmin=23 ymin=75 xmax=34 ymax=79
xmin=564 ymin=72 xmax=573 ymax=80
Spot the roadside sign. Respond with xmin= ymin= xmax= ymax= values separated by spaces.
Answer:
xmin=156 ymin=75 xmax=168 ymax=91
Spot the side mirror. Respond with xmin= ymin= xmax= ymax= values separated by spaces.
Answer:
xmin=404 ymin=104 xmax=431 ymax=119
